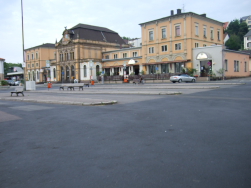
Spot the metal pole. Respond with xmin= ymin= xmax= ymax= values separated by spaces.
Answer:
xmin=21 ymin=0 xmax=26 ymax=89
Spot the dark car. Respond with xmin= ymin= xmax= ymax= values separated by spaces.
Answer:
xmin=6 ymin=80 xmax=15 ymax=86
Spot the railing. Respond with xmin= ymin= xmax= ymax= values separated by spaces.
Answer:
xmin=97 ymin=73 xmax=177 ymax=83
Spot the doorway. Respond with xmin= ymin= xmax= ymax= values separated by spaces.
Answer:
xmin=133 ymin=65 xmax=139 ymax=75
xmin=200 ymin=60 xmax=212 ymax=77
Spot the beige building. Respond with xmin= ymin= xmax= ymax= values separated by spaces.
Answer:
xmin=139 ymin=9 xmax=224 ymax=74
xmin=53 ymin=24 xmax=128 ymax=82
xmin=24 ymin=43 xmax=55 ymax=82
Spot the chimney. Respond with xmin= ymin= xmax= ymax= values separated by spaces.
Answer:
xmin=177 ymin=9 xmax=181 ymax=14
xmin=200 ymin=14 xmax=206 ymax=17
xmin=171 ymin=10 xmax=174 ymax=16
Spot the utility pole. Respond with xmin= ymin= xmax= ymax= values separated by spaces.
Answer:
xmin=21 ymin=0 xmax=26 ymax=88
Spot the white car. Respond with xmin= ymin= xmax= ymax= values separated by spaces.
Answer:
xmin=170 ymin=74 xmax=196 ymax=83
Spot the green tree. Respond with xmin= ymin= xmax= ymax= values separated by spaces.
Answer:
xmin=225 ymin=34 xmax=241 ymax=50
xmin=225 ymin=20 xmax=249 ymax=50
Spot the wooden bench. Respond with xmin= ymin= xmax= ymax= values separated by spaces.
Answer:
xmin=82 ymin=80 xmax=90 ymax=87
xmin=11 ymin=86 xmax=24 ymax=96
xmin=132 ymin=79 xmax=144 ymax=84
xmin=60 ymin=83 xmax=85 ymax=91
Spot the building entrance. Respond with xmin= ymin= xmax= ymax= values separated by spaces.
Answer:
xmin=200 ymin=60 xmax=212 ymax=77
xmin=134 ymin=65 xmax=139 ymax=75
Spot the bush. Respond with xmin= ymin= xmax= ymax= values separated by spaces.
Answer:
xmin=0 ymin=80 xmax=9 ymax=86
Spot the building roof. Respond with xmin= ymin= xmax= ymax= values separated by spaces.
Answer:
xmin=240 ymin=50 xmax=251 ymax=57
xmin=70 ymin=23 xmax=117 ymax=33
xmin=244 ymin=30 xmax=251 ymax=37
xmin=240 ymin=15 xmax=251 ymax=21
xmin=223 ymin=22 xmax=229 ymax=30
xmin=0 ymin=58 xmax=5 ymax=60
xmin=139 ymin=11 xmax=224 ymax=26
xmin=64 ymin=23 xmax=126 ymax=45
xmin=25 ymin=43 xmax=55 ymax=50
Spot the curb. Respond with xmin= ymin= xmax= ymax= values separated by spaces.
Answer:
xmin=0 ymin=98 xmax=117 ymax=106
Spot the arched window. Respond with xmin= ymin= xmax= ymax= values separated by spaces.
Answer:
xmin=71 ymin=65 xmax=75 ymax=77
xmin=96 ymin=65 xmax=100 ymax=75
xmin=53 ymin=68 xmax=56 ymax=78
xmin=84 ymin=65 xmax=87 ymax=77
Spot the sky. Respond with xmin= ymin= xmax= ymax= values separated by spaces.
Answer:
xmin=0 ymin=0 xmax=250 ymax=63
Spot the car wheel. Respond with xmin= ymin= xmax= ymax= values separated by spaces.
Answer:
xmin=178 ymin=79 xmax=182 ymax=83
xmin=172 ymin=81 xmax=176 ymax=83
xmin=191 ymin=79 xmax=195 ymax=83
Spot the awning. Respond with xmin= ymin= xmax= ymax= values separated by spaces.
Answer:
xmin=142 ymin=59 xmax=190 ymax=65
xmin=7 ymin=72 xmax=24 ymax=76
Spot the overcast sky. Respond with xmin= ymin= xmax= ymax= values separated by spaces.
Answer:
xmin=1 ymin=0 xmax=250 ymax=63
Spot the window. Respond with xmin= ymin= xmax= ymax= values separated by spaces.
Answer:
xmin=32 ymin=64 xmax=34 ymax=67
xmin=247 ymin=42 xmax=251 ymax=48
xmin=123 ymin=53 xmax=127 ymax=58
xmin=161 ymin=45 xmax=167 ymax=52
xmin=203 ymin=44 xmax=207 ymax=47
xmin=203 ymin=26 xmax=207 ymax=37
xmin=195 ymin=43 xmax=199 ymax=48
xmin=54 ymin=52 xmax=56 ymax=59
xmin=27 ymin=54 xmax=30 ymax=60
xmin=224 ymin=59 xmax=228 ymax=71
xmin=84 ymin=65 xmax=87 ymax=77
xmin=53 ymin=68 xmax=56 ymax=78
xmin=149 ymin=30 xmax=154 ymax=41
xmin=28 ymin=64 xmax=30 ymax=68
xmin=149 ymin=47 xmax=154 ymax=53
xmin=96 ymin=65 xmax=100 ymax=75
xmin=149 ymin=65 xmax=157 ymax=74
xmin=161 ymin=28 xmax=167 ymax=38
xmin=105 ymin=55 xmax=109 ymax=59
xmin=32 ymin=54 xmax=34 ymax=60
xmin=175 ymin=25 xmax=181 ymax=36
xmin=175 ymin=63 xmax=182 ymax=73
xmin=36 ymin=63 xmax=38 ymax=67
xmin=37 ymin=71 xmax=39 ymax=80
xmin=234 ymin=60 xmax=239 ymax=72
xmin=245 ymin=62 xmax=247 ymax=72
xmin=175 ymin=43 xmax=181 ymax=50
xmin=210 ymin=28 xmax=214 ymax=39
xmin=36 ymin=52 xmax=38 ymax=59
xmin=161 ymin=64 xmax=169 ymax=73
xmin=114 ymin=67 xmax=119 ymax=75
xmin=195 ymin=24 xmax=199 ymax=35
xmin=133 ymin=52 xmax=138 ymax=57
xmin=114 ymin=54 xmax=118 ymax=59
xmin=217 ymin=30 xmax=220 ymax=40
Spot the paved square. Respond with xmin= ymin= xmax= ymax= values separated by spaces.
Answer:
xmin=0 ymin=111 xmax=22 ymax=123
xmin=9 ymin=105 xmax=54 ymax=112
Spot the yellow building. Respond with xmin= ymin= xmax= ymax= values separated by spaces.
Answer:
xmin=101 ymin=9 xmax=224 ymax=76
xmin=25 ymin=43 xmax=55 ymax=82
xmin=53 ymin=24 xmax=128 ymax=82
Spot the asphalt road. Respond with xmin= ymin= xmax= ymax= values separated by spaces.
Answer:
xmin=1 ymin=79 xmax=251 ymax=188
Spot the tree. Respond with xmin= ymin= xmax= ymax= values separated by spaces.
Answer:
xmin=225 ymin=19 xmax=249 ymax=50
xmin=225 ymin=34 xmax=241 ymax=50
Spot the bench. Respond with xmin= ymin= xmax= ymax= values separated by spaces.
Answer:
xmin=11 ymin=86 xmax=24 ymax=96
xmin=82 ymin=80 xmax=90 ymax=87
xmin=132 ymin=79 xmax=144 ymax=84
xmin=60 ymin=83 xmax=85 ymax=91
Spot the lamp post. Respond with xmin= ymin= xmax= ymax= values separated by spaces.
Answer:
xmin=123 ymin=63 xmax=126 ymax=82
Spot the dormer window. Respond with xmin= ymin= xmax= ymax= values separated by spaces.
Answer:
xmin=65 ymin=34 xmax=69 ymax=39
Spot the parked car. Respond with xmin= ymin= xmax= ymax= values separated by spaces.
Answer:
xmin=6 ymin=80 xmax=15 ymax=86
xmin=170 ymin=74 xmax=196 ymax=83
xmin=14 ymin=81 xmax=21 ymax=86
